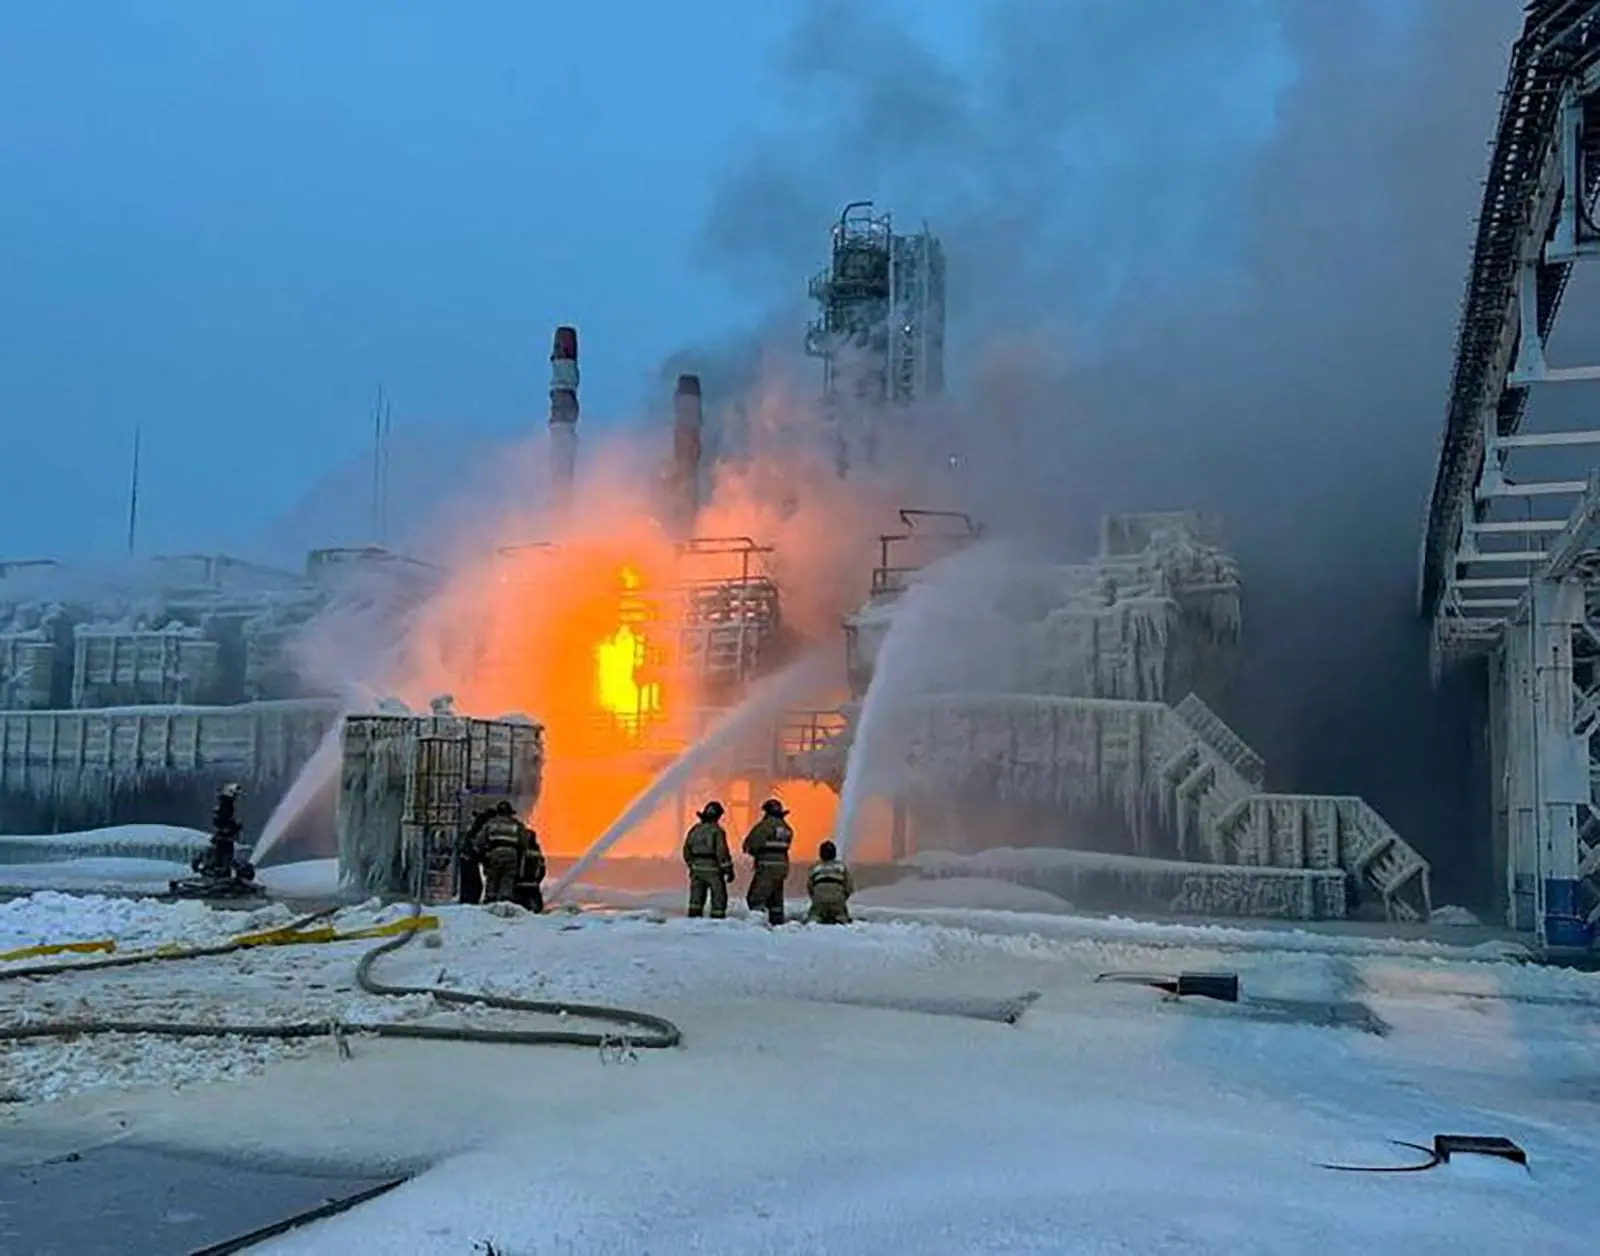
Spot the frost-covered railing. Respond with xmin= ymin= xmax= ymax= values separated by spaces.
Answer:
xmin=1171 ymin=693 xmax=1265 ymax=788
xmin=871 ymin=566 xmax=920 ymax=597
xmin=1329 ymin=797 xmax=1432 ymax=923
xmin=907 ymin=846 xmax=1347 ymax=922
xmin=803 ymin=691 xmax=1433 ymax=922
xmin=0 ymin=700 xmax=338 ymax=811
xmin=779 ymin=708 xmax=850 ymax=782
xmin=0 ymin=634 xmax=56 ymax=710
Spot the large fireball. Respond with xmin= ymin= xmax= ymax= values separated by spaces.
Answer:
xmin=359 ymin=404 xmax=898 ymax=860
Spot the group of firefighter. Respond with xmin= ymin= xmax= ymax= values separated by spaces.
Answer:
xmin=457 ymin=799 xmax=549 ymax=912
xmin=682 ymin=797 xmax=854 ymax=925
xmin=456 ymin=795 xmax=854 ymax=924
xmin=197 ymin=783 xmax=852 ymax=923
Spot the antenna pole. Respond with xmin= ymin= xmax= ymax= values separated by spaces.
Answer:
xmin=371 ymin=384 xmax=384 ymax=542
xmin=379 ymin=394 xmax=393 ymax=545
xmin=126 ymin=426 xmax=142 ymax=556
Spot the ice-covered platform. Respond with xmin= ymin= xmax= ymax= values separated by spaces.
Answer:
xmin=792 ymin=511 xmax=1434 ymax=924
xmin=0 ymin=701 xmax=337 ymax=830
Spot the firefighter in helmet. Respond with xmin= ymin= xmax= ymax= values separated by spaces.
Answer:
xmin=682 ymin=800 xmax=734 ymax=919
xmin=742 ymin=798 xmax=794 ymax=925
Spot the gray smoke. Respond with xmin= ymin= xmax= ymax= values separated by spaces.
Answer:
xmin=701 ymin=0 xmax=1524 ymax=902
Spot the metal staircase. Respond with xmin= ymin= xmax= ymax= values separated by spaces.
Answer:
xmin=780 ymin=693 xmax=1432 ymax=922
xmin=678 ymin=578 xmax=779 ymax=684
xmin=1154 ymin=696 xmax=1431 ymax=920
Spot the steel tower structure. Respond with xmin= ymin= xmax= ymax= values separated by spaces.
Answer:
xmin=1420 ymin=1 xmax=1600 ymax=954
xmin=805 ymin=201 xmax=946 ymax=475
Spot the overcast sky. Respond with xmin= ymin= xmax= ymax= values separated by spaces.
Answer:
xmin=0 ymin=0 xmax=1316 ymax=561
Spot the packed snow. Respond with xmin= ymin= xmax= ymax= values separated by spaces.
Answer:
xmin=0 ymin=823 xmax=208 ymax=867
xmin=855 ymin=874 xmax=1076 ymax=913
xmin=0 ymin=825 xmax=343 ymax=899
xmin=0 ymin=888 xmax=1595 ymax=1253
xmin=0 ymin=891 xmax=294 ymax=956
xmin=0 ymin=857 xmax=190 ymax=893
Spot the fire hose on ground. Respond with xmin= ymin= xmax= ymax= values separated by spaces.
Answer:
xmin=0 ymin=901 xmax=682 ymax=1052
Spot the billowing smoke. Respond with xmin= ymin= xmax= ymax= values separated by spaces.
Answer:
xmin=262 ymin=386 xmax=878 ymax=860
xmin=695 ymin=0 xmax=1521 ymax=901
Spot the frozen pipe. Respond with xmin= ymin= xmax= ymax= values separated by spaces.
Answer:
xmin=671 ymin=373 xmax=704 ymax=537
xmin=548 ymin=325 xmax=580 ymax=518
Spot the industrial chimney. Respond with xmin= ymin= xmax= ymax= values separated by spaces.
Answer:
xmin=548 ymin=326 xmax=580 ymax=518
xmin=671 ymin=373 xmax=704 ymax=538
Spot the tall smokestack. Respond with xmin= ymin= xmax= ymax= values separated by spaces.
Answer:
xmin=548 ymin=325 xmax=579 ymax=519
xmin=671 ymin=373 xmax=704 ymax=538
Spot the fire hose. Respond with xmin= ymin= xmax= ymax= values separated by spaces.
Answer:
xmin=0 ymin=901 xmax=682 ymax=1051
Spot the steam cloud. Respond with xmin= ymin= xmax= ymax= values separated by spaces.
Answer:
xmin=694 ymin=0 xmax=1523 ymax=901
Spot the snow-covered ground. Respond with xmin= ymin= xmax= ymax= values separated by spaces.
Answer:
xmin=0 ymin=885 xmax=1596 ymax=1252
xmin=0 ymin=856 xmax=191 ymax=893
xmin=855 ymin=873 xmax=1077 ymax=913
xmin=0 ymin=834 xmax=343 ymax=899
xmin=0 ymin=823 xmax=209 ymax=867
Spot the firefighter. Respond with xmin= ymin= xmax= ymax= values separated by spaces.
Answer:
xmin=459 ymin=806 xmax=490 ymax=905
xmin=682 ymin=801 xmax=734 ymax=919
xmin=742 ymin=798 xmax=794 ymax=925
xmin=476 ymin=800 xmax=528 ymax=904
xmin=198 ymin=782 xmax=244 ymax=881
xmin=514 ymin=824 xmax=547 ymax=914
xmin=806 ymin=839 xmax=854 ymax=924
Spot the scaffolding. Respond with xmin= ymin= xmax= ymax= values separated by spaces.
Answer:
xmin=869 ymin=509 xmax=984 ymax=599
xmin=805 ymin=201 xmax=946 ymax=475
xmin=1419 ymin=2 xmax=1600 ymax=951
xmin=673 ymin=536 xmax=784 ymax=705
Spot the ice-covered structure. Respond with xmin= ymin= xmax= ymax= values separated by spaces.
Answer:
xmin=336 ymin=705 xmax=545 ymax=901
xmin=788 ymin=511 xmax=1432 ymax=923
xmin=0 ymin=548 xmax=442 ymax=834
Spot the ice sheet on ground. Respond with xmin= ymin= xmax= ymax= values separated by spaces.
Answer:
xmin=565 ymin=882 xmax=684 ymax=912
xmin=855 ymin=875 xmax=1075 ymax=913
xmin=0 ymin=825 xmax=209 ymax=866
xmin=852 ymin=901 xmax=1534 ymax=963
xmin=0 ymin=858 xmax=190 ymax=892
xmin=1 ymin=888 xmax=1594 ymax=1254
xmin=911 ymin=843 xmax=1297 ymax=877
xmin=1431 ymin=904 xmax=1483 ymax=926
xmin=4 ymin=890 xmax=1597 ymax=1107
xmin=242 ymin=914 xmax=1600 ymax=1255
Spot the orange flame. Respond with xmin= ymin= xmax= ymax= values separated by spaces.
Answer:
xmin=351 ymin=382 xmax=913 ymax=860
xmin=594 ymin=566 xmax=661 ymax=733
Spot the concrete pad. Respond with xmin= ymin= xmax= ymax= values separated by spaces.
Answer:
xmin=0 ymin=1141 xmax=396 ymax=1255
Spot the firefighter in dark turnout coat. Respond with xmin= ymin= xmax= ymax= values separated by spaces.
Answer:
xmin=476 ymin=801 xmax=529 ymax=904
xmin=459 ymin=807 xmax=491 ymax=904
xmin=197 ymin=782 xmax=245 ymax=880
xmin=806 ymin=839 xmax=854 ymax=924
xmin=742 ymin=798 xmax=794 ymax=925
xmin=515 ymin=826 xmax=547 ymax=913
xmin=683 ymin=801 xmax=734 ymax=919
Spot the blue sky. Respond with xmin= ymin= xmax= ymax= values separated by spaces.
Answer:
xmin=0 ymin=1 xmax=1318 ymax=561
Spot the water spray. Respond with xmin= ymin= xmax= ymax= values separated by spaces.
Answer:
xmin=549 ymin=653 xmax=831 ymax=902
xmin=834 ymin=541 xmax=1009 ymax=861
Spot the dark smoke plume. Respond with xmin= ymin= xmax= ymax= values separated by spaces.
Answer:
xmin=703 ymin=0 xmax=1522 ymax=903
